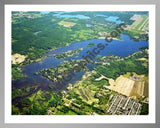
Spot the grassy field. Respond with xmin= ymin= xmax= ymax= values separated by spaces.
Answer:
xmin=58 ymin=21 xmax=76 ymax=27
xmin=130 ymin=81 xmax=145 ymax=98
xmin=144 ymin=81 xmax=149 ymax=97
xmin=55 ymin=110 xmax=77 ymax=115
xmin=74 ymin=86 xmax=99 ymax=104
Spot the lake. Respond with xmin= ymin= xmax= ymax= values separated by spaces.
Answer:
xmin=96 ymin=14 xmax=124 ymax=24
xmin=13 ymin=34 xmax=148 ymax=92
xmin=87 ymin=24 xmax=92 ymax=27
xmin=96 ymin=14 xmax=108 ymax=17
xmin=52 ymin=14 xmax=90 ymax=19
xmin=40 ymin=11 xmax=51 ymax=14
xmin=105 ymin=16 xmax=124 ymax=24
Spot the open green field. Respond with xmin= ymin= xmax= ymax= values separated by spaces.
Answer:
xmin=58 ymin=21 xmax=76 ymax=27
xmin=74 ymin=86 xmax=99 ymax=104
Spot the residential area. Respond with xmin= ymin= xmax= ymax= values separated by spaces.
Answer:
xmin=106 ymin=94 xmax=142 ymax=115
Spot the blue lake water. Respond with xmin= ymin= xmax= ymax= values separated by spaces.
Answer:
xmin=96 ymin=14 xmax=108 ymax=17
xmin=30 ymin=34 xmax=148 ymax=74
xmin=87 ymin=24 xmax=92 ymax=27
xmin=40 ymin=11 xmax=73 ymax=15
xmin=40 ymin=11 xmax=51 ymax=14
xmin=105 ymin=16 xmax=124 ymax=24
xmin=53 ymin=14 xmax=90 ymax=19
xmin=13 ymin=34 xmax=148 ymax=91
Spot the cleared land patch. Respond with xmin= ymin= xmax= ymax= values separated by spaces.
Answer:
xmin=137 ymin=58 xmax=148 ymax=61
xmin=12 ymin=53 xmax=27 ymax=64
xmin=58 ymin=21 xmax=76 ymax=27
xmin=103 ymin=75 xmax=135 ymax=97
xmin=97 ymin=73 xmax=148 ymax=98
xmin=130 ymin=14 xmax=141 ymax=20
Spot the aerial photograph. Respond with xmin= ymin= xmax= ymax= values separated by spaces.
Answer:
xmin=11 ymin=11 xmax=149 ymax=115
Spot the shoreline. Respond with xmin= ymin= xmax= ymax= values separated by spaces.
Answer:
xmin=98 ymin=37 xmax=123 ymax=41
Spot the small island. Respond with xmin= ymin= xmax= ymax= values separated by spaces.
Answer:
xmin=87 ymin=42 xmax=96 ymax=48
xmin=54 ymin=48 xmax=83 ymax=59
xmin=35 ymin=59 xmax=88 ymax=82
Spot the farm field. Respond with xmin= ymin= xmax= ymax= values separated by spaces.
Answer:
xmin=74 ymin=85 xmax=99 ymax=104
xmin=103 ymin=75 xmax=135 ymax=97
xmin=101 ymin=73 xmax=148 ymax=99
